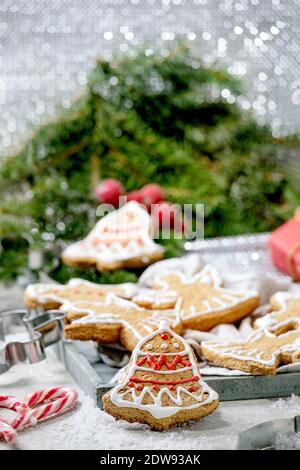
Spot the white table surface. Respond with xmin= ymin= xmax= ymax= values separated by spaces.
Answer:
xmin=1 ymin=283 xmax=300 ymax=450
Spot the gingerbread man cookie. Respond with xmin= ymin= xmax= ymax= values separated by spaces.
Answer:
xmin=141 ymin=265 xmax=260 ymax=331
xmin=24 ymin=278 xmax=136 ymax=310
xmin=254 ymin=292 xmax=300 ymax=330
xmin=62 ymin=201 xmax=164 ymax=271
xmin=102 ymin=321 xmax=219 ymax=430
xmin=63 ymin=295 xmax=183 ymax=352
xmin=201 ymin=318 xmax=300 ymax=375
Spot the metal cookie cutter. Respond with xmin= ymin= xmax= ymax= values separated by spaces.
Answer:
xmin=0 ymin=309 xmax=66 ymax=374
xmin=236 ymin=414 xmax=300 ymax=450
xmin=216 ymin=415 xmax=300 ymax=450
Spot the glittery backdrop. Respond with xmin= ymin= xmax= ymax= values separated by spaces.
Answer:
xmin=1 ymin=0 xmax=300 ymax=155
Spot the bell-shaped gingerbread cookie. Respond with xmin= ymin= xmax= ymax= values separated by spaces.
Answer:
xmin=102 ymin=321 xmax=219 ymax=430
xmin=62 ymin=201 xmax=164 ymax=271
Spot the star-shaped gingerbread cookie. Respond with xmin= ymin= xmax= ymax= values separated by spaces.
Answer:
xmin=62 ymin=295 xmax=183 ymax=351
xmin=254 ymin=291 xmax=300 ymax=330
xmin=201 ymin=318 xmax=300 ymax=375
xmin=139 ymin=265 xmax=260 ymax=331
xmin=24 ymin=278 xmax=136 ymax=310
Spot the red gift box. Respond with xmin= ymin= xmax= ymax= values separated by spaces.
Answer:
xmin=269 ymin=209 xmax=300 ymax=281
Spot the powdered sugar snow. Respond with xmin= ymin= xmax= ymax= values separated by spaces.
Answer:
xmin=276 ymin=432 xmax=300 ymax=450
xmin=1 ymin=349 xmax=300 ymax=449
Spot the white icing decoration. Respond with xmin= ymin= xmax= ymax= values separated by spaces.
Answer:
xmin=173 ymin=342 xmax=180 ymax=349
xmin=272 ymin=291 xmax=294 ymax=308
xmin=134 ymin=364 xmax=192 ymax=375
xmin=255 ymin=292 xmax=300 ymax=330
xmin=132 ymin=289 xmax=178 ymax=307
xmin=146 ymin=343 xmax=153 ymax=350
xmin=161 ymin=343 xmax=168 ymax=350
xmin=202 ymin=318 xmax=300 ymax=368
xmin=62 ymin=294 xmax=182 ymax=342
xmin=25 ymin=278 xmax=136 ymax=304
xmin=151 ymin=265 xmax=259 ymax=320
xmin=143 ymin=325 xmax=155 ymax=333
xmin=110 ymin=321 xmax=219 ymax=419
xmin=62 ymin=201 xmax=164 ymax=265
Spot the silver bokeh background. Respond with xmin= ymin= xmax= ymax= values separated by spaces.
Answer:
xmin=1 ymin=0 xmax=300 ymax=155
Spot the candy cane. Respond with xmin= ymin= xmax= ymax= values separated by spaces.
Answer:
xmin=0 ymin=396 xmax=27 ymax=444
xmin=0 ymin=396 xmax=28 ymax=413
xmin=0 ymin=387 xmax=78 ymax=444
xmin=0 ymin=418 xmax=17 ymax=445
xmin=12 ymin=387 xmax=78 ymax=431
xmin=24 ymin=387 xmax=72 ymax=407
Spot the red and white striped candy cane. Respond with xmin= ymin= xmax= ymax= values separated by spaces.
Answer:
xmin=0 ymin=396 xmax=28 ymax=413
xmin=0 ymin=387 xmax=78 ymax=445
xmin=12 ymin=387 xmax=78 ymax=431
xmin=24 ymin=387 xmax=72 ymax=407
xmin=0 ymin=395 xmax=27 ymax=444
xmin=0 ymin=418 xmax=17 ymax=444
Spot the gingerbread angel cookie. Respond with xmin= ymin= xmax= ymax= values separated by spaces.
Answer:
xmin=131 ymin=287 xmax=178 ymax=310
xmin=254 ymin=292 xmax=300 ymax=330
xmin=139 ymin=265 xmax=260 ymax=331
xmin=102 ymin=321 xmax=219 ymax=430
xmin=24 ymin=278 xmax=136 ymax=310
xmin=201 ymin=318 xmax=300 ymax=375
xmin=63 ymin=295 xmax=183 ymax=351
xmin=61 ymin=201 xmax=164 ymax=271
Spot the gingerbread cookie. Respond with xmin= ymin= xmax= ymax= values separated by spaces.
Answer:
xmin=142 ymin=265 xmax=260 ymax=331
xmin=63 ymin=295 xmax=183 ymax=351
xmin=131 ymin=287 xmax=178 ymax=310
xmin=201 ymin=318 xmax=300 ymax=375
xmin=254 ymin=292 xmax=300 ymax=330
xmin=24 ymin=278 xmax=136 ymax=310
xmin=102 ymin=321 xmax=219 ymax=430
xmin=62 ymin=201 xmax=164 ymax=271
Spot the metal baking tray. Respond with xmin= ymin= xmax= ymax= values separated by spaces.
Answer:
xmin=54 ymin=340 xmax=300 ymax=408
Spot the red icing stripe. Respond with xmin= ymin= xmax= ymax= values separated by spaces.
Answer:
xmin=136 ymin=354 xmax=192 ymax=371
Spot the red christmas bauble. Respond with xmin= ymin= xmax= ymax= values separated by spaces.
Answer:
xmin=152 ymin=202 xmax=188 ymax=234
xmin=127 ymin=190 xmax=144 ymax=204
xmin=95 ymin=179 xmax=124 ymax=207
xmin=153 ymin=201 xmax=176 ymax=228
xmin=140 ymin=183 xmax=164 ymax=209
